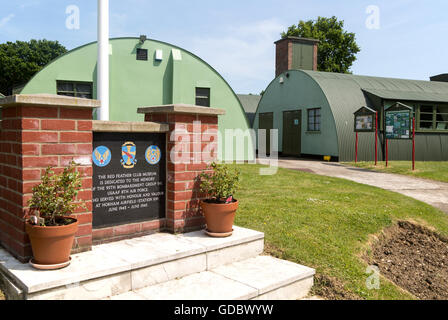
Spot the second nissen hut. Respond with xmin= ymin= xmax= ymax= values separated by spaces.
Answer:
xmin=254 ymin=37 xmax=448 ymax=162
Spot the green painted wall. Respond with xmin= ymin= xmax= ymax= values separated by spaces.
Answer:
xmin=20 ymin=38 xmax=254 ymax=161
xmin=254 ymin=71 xmax=339 ymax=157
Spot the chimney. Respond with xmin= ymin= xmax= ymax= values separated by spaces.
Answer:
xmin=275 ymin=37 xmax=319 ymax=77
xmin=430 ymin=74 xmax=448 ymax=82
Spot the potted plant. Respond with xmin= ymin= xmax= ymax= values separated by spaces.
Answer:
xmin=25 ymin=162 xmax=84 ymax=270
xmin=199 ymin=162 xmax=240 ymax=237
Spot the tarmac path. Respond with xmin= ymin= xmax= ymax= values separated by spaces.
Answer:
xmin=258 ymin=158 xmax=448 ymax=214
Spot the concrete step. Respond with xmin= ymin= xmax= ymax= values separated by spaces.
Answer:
xmin=0 ymin=226 xmax=264 ymax=300
xmin=110 ymin=256 xmax=315 ymax=300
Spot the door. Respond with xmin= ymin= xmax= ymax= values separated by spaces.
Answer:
xmin=283 ymin=110 xmax=302 ymax=157
xmin=258 ymin=112 xmax=274 ymax=155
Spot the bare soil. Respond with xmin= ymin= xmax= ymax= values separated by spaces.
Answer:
xmin=368 ymin=221 xmax=448 ymax=300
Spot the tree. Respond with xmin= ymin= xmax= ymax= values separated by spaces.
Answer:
xmin=282 ymin=16 xmax=360 ymax=74
xmin=0 ymin=39 xmax=67 ymax=95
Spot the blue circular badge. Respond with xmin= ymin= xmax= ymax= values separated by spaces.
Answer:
xmin=93 ymin=146 xmax=112 ymax=167
xmin=145 ymin=145 xmax=162 ymax=165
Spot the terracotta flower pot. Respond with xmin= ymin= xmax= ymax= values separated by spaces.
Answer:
xmin=200 ymin=200 xmax=239 ymax=236
xmin=25 ymin=218 xmax=79 ymax=266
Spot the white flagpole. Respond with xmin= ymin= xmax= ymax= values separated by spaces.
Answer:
xmin=97 ymin=0 xmax=109 ymax=121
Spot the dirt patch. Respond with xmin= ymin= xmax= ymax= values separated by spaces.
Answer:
xmin=367 ymin=221 xmax=448 ymax=300
xmin=263 ymin=242 xmax=287 ymax=259
xmin=311 ymin=274 xmax=361 ymax=300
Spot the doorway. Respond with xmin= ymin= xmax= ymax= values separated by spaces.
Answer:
xmin=282 ymin=110 xmax=302 ymax=157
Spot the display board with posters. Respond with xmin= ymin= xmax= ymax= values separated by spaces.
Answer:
xmin=385 ymin=103 xmax=413 ymax=140
xmin=353 ymin=106 xmax=377 ymax=132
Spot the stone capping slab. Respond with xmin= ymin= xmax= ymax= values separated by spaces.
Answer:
xmin=0 ymin=94 xmax=101 ymax=109
xmin=137 ymin=104 xmax=226 ymax=116
xmin=93 ymin=120 xmax=170 ymax=133
xmin=0 ymin=226 xmax=264 ymax=295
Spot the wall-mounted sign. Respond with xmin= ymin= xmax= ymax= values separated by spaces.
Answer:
xmin=354 ymin=106 xmax=377 ymax=132
xmin=385 ymin=103 xmax=413 ymax=140
xmin=92 ymin=132 xmax=166 ymax=229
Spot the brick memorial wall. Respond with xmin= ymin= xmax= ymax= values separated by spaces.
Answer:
xmin=0 ymin=95 xmax=225 ymax=263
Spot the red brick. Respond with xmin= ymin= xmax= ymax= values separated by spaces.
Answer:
xmin=22 ymin=156 xmax=59 ymax=168
xmin=60 ymin=108 xmax=93 ymax=120
xmin=73 ymin=213 xmax=92 ymax=224
xmin=19 ymin=106 xmax=58 ymax=118
xmin=77 ymin=166 xmax=93 ymax=177
xmin=76 ymin=190 xmax=92 ymax=201
xmin=81 ymin=178 xmax=92 ymax=189
xmin=186 ymin=163 xmax=209 ymax=171
xmin=60 ymin=132 xmax=92 ymax=143
xmin=173 ymin=171 xmax=198 ymax=181
xmin=22 ymin=131 xmax=58 ymax=143
xmin=92 ymin=227 xmax=114 ymax=240
xmin=168 ymin=191 xmax=194 ymax=201
xmin=77 ymin=121 xmax=92 ymax=131
xmin=76 ymin=144 xmax=92 ymax=155
xmin=76 ymin=224 xmax=92 ymax=237
xmin=74 ymin=235 xmax=92 ymax=248
xmin=168 ymin=114 xmax=197 ymax=123
xmin=114 ymin=223 xmax=141 ymax=236
xmin=41 ymin=119 xmax=76 ymax=131
xmin=21 ymin=119 xmax=40 ymax=130
xmin=167 ymin=201 xmax=186 ymax=211
xmin=1 ymin=119 xmax=20 ymax=130
xmin=22 ymin=169 xmax=42 ymax=180
xmin=60 ymin=155 xmax=92 ymax=167
xmin=198 ymin=115 xmax=218 ymax=124
xmin=22 ymin=181 xmax=40 ymax=194
xmin=41 ymin=144 xmax=76 ymax=155
xmin=2 ymin=107 xmax=17 ymax=118
xmin=141 ymin=220 xmax=164 ymax=232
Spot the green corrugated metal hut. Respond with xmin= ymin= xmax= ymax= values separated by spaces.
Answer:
xmin=254 ymin=69 xmax=448 ymax=161
xmin=237 ymin=94 xmax=261 ymax=127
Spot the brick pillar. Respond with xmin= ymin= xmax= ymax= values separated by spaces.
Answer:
xmin=0 ymin=94 xmax=100 ymax=262
xmin=138 ymin=104 xmax=226 ymax=233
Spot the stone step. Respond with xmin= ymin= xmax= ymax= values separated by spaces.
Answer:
xmin=110 ymin=256 xmax=315 ymax=300
xmin=0 ymin=226 xmax=264 ymax=300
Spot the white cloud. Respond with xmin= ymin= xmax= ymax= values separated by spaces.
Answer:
xmin=188 ymin=18 xmax=285 ymax=93
xmin=0 ymin=14 xmax=15 ymax=28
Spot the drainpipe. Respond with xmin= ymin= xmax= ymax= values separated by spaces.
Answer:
xmin=97 ymin=0 xmax=109 ymax=121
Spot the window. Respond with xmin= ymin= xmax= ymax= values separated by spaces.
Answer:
xmin=136 ymin=48 xmax=148 ymax=61
xmin=419 ymin=105 xmax=434 ymax=129
xmin=436 ymin=106 xmax=448 ymax=130
xmin=417 ymin=104 xmax=448 ymax=131
xmin=307 ymin=108 xmax=321 ymax=132
xmin=57 ymin=81 xmax=93 ymax=99
xmin=196 ymin=88 xmax=210 ymax=107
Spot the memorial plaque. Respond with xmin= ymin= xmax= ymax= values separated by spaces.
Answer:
xmin=92 ymin=132 xmax=166 ymax=229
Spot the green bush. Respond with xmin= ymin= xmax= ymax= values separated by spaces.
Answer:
xmin=27 ymin=162 xmax=84 ymax=226
xmin=199 ymin=162 xmax=240 ymax=203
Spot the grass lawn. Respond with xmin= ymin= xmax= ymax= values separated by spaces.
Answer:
xmin=344 ymin=161 xmax=448 ymax=183
xmin=233 ymin=164 xmax=448 ymax=300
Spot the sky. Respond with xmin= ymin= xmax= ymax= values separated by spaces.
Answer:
xmin=0 ymin=0 xmax=447 ymax=95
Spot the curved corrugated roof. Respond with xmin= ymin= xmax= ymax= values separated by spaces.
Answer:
xmin=299 ymin=70 xmax=448 ymax=161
